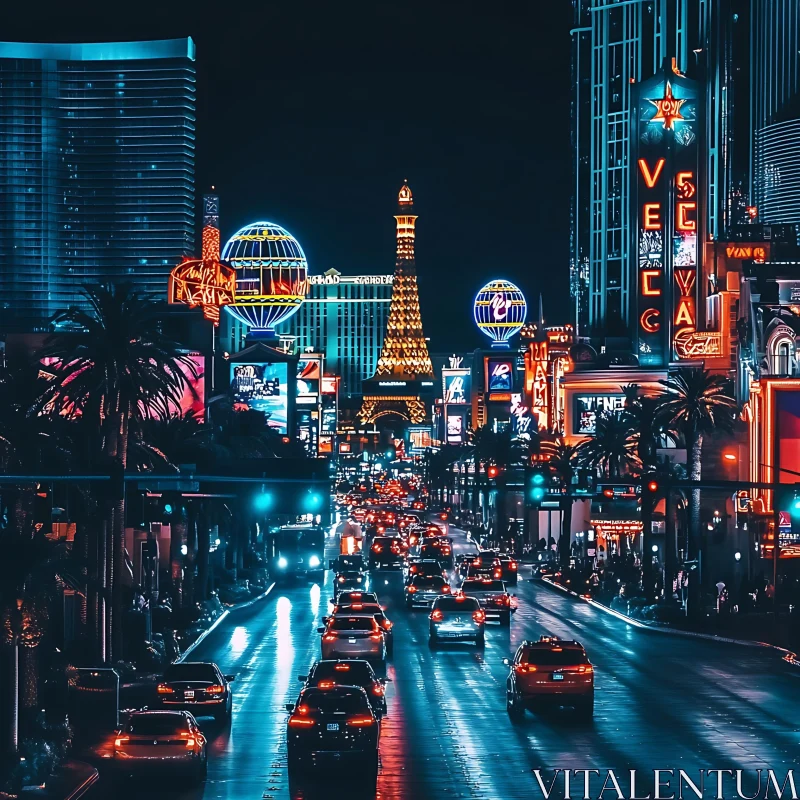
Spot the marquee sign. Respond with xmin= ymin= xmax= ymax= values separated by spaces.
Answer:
xmin=523 ymin=341 xmax=549 ymax=431
xmin=673 ymin=329 xmax=724 ymax=359
xmin=168 ymin=196 xmax=236 ymax=326
xmin=633 ymin=61 xmax=701 ymax=366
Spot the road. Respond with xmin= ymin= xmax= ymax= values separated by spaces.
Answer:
xmin=95 ymin=521 xmax=800 ymax=800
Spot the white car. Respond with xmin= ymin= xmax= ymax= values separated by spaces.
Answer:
xmin=113 ymin=710 xmax=207 ymax=782
xmin=318 ymin=614 xmax=386 ymax=665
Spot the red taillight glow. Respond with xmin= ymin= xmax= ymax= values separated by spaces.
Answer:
xmin=185 ymin=737 xmax=196 ymax=748
xmin=441 ymin=585 xmax=451 ymax=594
xmin=369 ymin=632 xmax=383 ymax=641
xmin=472 ymin=610 xmax=485 ymax=624
xmin=288 ymin=715 xmax=315 ymax=727
xmin=430 ymin=609 xmax=443 ymax=622
xmin=207 ymin=685 xmax=224 ymax=695
xmin=157 ymin=684 xmax=174 ymax=694
xmin=381 ymin=619 xmax=393 ymax=630
xmin=493 ymin=570 xmax=502 ymax=579
xmin=347 ymin=716 xmax=374 ymax=727
xmin=322 ymin=633 xmax=337 ymax=642
xmin=372 ymin=544 xmax=382 ymax=553
xmin=318 ymin=680 xmax=335 ymax=689
xmin=114 ymin=737 xmax=129 ymax=747
xmin=334 ymin=663 xmax=350 ymax=671
xmin=408 ymin=585 xmax=418 ymax=594
xmin=510 ymin=561 xmax=518 ymax=570
xmin=515 ymin=664 xmax=537 ymax=674
xmin=372 ymin=683 xmax=384 ymax=696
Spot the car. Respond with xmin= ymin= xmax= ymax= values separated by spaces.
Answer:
xmin=113 ymin=710 xmax=207 ymax=781
xmin=156 ymin=662 xmax=234 ymax=722
xmin=428 ymin=594 xmax=485 ymax=647
xmin=286 ymin=685 xmax=380 ymax=773
xmin=298 ymin=659 xmax=388 ymax=718
xmin=331 ymin=601 xmax=394 ymax=654
xmin=493 ymin=554 xmax=519 ymax=585
xmin=367 ymin=536 xmax=406 ymax=570
xmin=333 ymin=590 xmax=379 ymax=605
xmin=329 ymin=553 xmax=366 ymax=573
xmin=318 ymin=615 xmax=387 ymax=665
xmin=460 ymin=578 xmax=513 ymax=625
xmin=419 ymin=538 xmax=454 ymax=569
xmin=458 ymin=551 xmax=497 ymax=576
xmin=461 ymin=563 xmax=495 ymax=582
xmin=404 ymin=558 xmax=446 ymax=585
xmin=405 ymin=574 xmax=451 ymax=608
xmin=335 ymin=570 xmax=367 ymax=591
xmin=503 ymin=637 xmax=594 ymax=719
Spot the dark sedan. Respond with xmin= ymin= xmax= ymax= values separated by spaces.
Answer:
xmin=157 ymin=662 xmax=234 ymax=723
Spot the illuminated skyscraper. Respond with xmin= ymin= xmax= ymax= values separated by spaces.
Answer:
xmin=570 ymin=0 xmax=739 ymax=338
xmin=751 ymin=0 xmax=800 ymax=233
xmin=0 ymin=39 xmax=196 ymax=331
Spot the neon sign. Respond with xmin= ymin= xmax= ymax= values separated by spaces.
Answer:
xmin=523 ymin=341 xmax=548 ymax=431
xmin=442 ymin=369 xmax=470 ymax=404
xmin=673 ymin=330 xmax=724 ymax=359
xmin=474 ymin=280 xmax=527 ymax=348
xmin=168 ymin=193 xmax=236 ymax=325
xmin=648 ymin=82 xmax=686 ymax=130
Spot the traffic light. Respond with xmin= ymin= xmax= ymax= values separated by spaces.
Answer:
xmin=487 ymin=465 xmax=501 ymax=480
xmin=528 ymin=466 xmax=547 ymax=505
xmin=385 ymin=445 xmax=397 ymax=461
xmin=253 ymin=491 xmax=273 ymax=512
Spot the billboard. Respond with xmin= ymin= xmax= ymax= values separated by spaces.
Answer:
xmin=231 ymin=362 xmax=289 ymax=433
xmin=442 ymin=369 xmax=470 ymax=404
xmin=573 ymin=394 xmax=626 ymax=436
xmin=445 ymin=408 xmax=466 ymax=444
xmin=170 ymin=353 xmax=206 ymax=419
xmin=486 ymin=357 xmax=514 ymax=393
xmin=297 ymin=357 xmax=321 ymax=398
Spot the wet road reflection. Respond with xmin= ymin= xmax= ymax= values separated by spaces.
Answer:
xmin=96 ymin=525 xmax=800 ymax=800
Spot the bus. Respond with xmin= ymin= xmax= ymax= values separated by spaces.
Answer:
xmin=266 ymin=524 xmax=325 ymax=582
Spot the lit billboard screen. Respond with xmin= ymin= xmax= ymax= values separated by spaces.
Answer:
xmin=170 ymin=353 xmax=206 ymax=419
xmin=442 ymin=369 xmax=470 ymax=404
xmin=486 ymin=357 xmax=514 ymax=393
xmin=445 ymin=407 xmax=466 ymax=444
xmin=573 ymin=394 xmax=626 ymax=436
xmin=231 ymin=362 xmax=288 ymax=433
xmin=297 ymin=357 xmax=321 ymax=397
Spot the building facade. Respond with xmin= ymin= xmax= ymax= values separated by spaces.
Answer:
xmin=0 ymin=39 xmax=196 ymax=331
xmin=570 ymin=0 xmax=741 ymax=339
xmin=750 ymin=0 xmax=800 ymax=235
xmin=275 ymin=268 xmax=393 ymax=399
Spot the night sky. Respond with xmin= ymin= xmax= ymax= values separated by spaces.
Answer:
xmin=8 ymin=1 xmax=572 ymax=352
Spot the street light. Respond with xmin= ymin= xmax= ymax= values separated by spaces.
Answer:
xmin=734 ymin=551 xmax=742 ymax=562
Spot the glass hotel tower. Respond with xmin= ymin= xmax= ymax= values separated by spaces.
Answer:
xmin=570 ymin=0 xmax=738 ymax=337
xmin=0 ymin=39 xmax=196 ymax=331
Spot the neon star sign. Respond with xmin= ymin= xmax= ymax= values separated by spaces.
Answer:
xmin=649 ymin=82 xmax=686 ymax=130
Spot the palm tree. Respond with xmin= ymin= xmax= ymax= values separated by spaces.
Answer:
xmin=656 ymin=368 xmax=737 ymax=616
xmin=578 ymin=410 xmax=640 ymax=479
xmin=38 ymin=283 xmax=197 ymax=662
xmin=540 ymin=439 xmax=584 ymax=567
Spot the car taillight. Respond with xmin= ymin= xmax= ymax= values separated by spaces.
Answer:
xmin=347 ymin=716 xmax=374 ymax=727
xmin=381 ymin=619 xmax=393 ymax=630
xmin=472 ymin=610 xmax=485 ymax=624
xmin=515 ymin=664 xmax=537 ymax=674
xmin=114 ymin=737 xmax=129 ymax=747
xmin=441 ymin=585 xmax=451 ymax=594
xmin=185 ymin=737 xmax=196 ymax=748
xmin=207 ymin=685 xmax=225 ymax=694
xmin=578 ymin=665 xmax=593 ymax=674
xmin=372 ymin=683 xmax=384 ymax=696
xmin=510 ymin=561 xmax=518 ymax=570
xmin=369 ymin=632 xmax=383 ymax=641
xmin=430 ymin=609 xmax=443 ymax=622
xmin=493 ymin=570 xmax=502 ymax=579
xmin=322 ymin=633 xmax=337 ymax=642
xmin=408 ymin=585 xmax=418 ymax=593
xmin=472 ymin=559 xmax=481 ymax=566
xmin=288 ymin=715 xmax=315 ymax=727
xmin=334 ymin=663 xmax=350 ymax=671
xmin=372 ymin=544 xmax=382 ymax=553
xmin=317 ymin=680 xmax=335 ymax=689
xmin=338 ymin=576 xmax=345 ymax=583
xmin=157 ymin=684 xmax=174 ymax=694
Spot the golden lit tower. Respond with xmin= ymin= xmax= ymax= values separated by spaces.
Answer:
xmin=359 ymin=182 xmax=434 ymax=425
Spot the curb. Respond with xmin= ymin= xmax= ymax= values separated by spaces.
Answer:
xmin=539 ymin=576 xmax=800 ymax=664
xmin=178 ymin=582 xmax=276 ymax=662
xmin=61 ymin=766 xmax=99 ymax=800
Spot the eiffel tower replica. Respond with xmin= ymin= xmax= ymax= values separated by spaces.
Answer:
xmin=359 ymin=182 xmax=434 ymax=425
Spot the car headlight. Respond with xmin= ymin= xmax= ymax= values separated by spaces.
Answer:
xmin=309 ymin=555 xmax=321 ymax=568
xmin=277 ymin=557 xmax=288 ymax=569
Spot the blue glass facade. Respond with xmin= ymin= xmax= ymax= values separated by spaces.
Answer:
xmin=0 ymin=39 xmax=196 ymax=331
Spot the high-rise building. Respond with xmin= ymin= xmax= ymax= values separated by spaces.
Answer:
xmin=275 ymin=268 xmax=394 ymax=398
xmin=0 ymin=39 xmax=196 ymax=332
xmin=751 ymin=0 xmax=800 ymax=233
xmin=570 ymin=0 xmax=740 ymax=338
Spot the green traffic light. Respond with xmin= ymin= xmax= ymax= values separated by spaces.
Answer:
xmin=531 ymin=487 xmax=545 ymax=502
xmin=532 ymin=473 xmax=545 ymax=486
xmin=253 ymin=493 xmax=272 ymax=512
xmin=792 ymin=498 xmax=800 ymax=516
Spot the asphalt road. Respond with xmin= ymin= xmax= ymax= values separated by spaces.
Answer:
xmin=95 ymin=521 xmax=800 ymax=800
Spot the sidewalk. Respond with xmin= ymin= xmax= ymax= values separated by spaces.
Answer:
xmin=539 ymin=576 xmax=800 ymax=664
xmin=11 ymin=760 xmax=98 ymax=800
